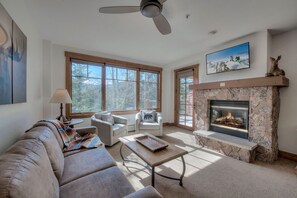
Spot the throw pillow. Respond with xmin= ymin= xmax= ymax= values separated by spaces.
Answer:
xmin=101 ymin=113 xmax=114 ymax=125
xmin=141 ymin=110 xmax=156 ymax=123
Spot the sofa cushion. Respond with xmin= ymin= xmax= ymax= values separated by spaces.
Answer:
xmin=139 ymin=122 xmax=160 ymax=130
xmin=113 ymin=124 xmax=126 ymax=136
xmin=23 ymin=126 xmax=64 ymax=182
xmin=0 ymin=139 xmax=59 ymax=198
xmin=60 ymin=147 xmax=116 ymax=185
xmin=63 ymin=148 xmax=88 ymax=157
xmin=60 ymin=166 xmax=134 ymax=198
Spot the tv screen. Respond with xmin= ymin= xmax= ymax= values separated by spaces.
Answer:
xmin=206 ymin=42 xmax=250 ymax=75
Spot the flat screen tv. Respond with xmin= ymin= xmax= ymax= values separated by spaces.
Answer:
xmin=206 ymin=42 xmax=250 ymax=75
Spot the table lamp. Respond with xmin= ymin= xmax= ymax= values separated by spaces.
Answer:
xmin=50 ymin=89 xmax=72 ymax=123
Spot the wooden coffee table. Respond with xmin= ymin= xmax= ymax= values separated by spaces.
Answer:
xmin=119 ymin=134 xmax=188 ymax=187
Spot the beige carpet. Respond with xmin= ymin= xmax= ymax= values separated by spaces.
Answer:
xmin=107 ymin=126 xmax=297 ymax=198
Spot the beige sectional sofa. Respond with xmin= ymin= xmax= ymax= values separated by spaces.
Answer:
xmin=0 ymin=121 xmax=162 ymax=198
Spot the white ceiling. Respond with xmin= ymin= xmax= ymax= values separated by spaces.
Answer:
xmin=25 ymin=0 xmax=297 ymax=66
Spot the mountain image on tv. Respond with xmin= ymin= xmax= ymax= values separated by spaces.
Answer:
xmin=206 ymin=42 xmax=250 ymax=75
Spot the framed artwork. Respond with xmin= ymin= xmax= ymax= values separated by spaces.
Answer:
xmin=0 ymin=3 xmax=13 ymax=105
xmin=206 ymin=42 xmax=250 ymax=75
xmin=12 ymin=21 xmax=27 ymax=103
xmin=0 ymin=3 xmax=27 ymax=105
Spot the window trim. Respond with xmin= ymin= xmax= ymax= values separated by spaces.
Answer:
xmin=65 ymin=51 xmax=162 ymax=118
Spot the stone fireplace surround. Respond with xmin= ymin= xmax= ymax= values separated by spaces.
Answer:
xmin=191 ymin=76 xmax=289 ymax=162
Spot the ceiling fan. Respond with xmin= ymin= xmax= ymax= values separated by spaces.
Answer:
xmin=99 ymin=0 xmax=171 ymax=35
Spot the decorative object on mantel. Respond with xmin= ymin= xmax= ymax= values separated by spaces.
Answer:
xmin=50 ymin=89 xmax=72 ymax=123
xmin=206 ymin=42 xmax=250 ymax=75
xmin=0 ymin=3 xmax=27 ymax=105
xmin=266 ymin=55 xmax=285 ymax=77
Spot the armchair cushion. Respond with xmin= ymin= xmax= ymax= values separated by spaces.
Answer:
xmin=141 ymin=110 xmax=156 ymax=123
xmin=113 ymin=124 xmax=127 ymax=136
xmin=101 ymin=113 xmax=115 ymax=125
xmin=139 ymin=122 xmax=160 ymax=130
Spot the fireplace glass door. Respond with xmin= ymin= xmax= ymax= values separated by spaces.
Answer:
xmin=209 ymin=100 xmax=249 ymax=139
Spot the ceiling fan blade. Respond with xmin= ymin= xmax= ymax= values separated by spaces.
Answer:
xmin=153 ymin=14 xmax=171 ymax=35
xmin=99 ymin=6 xmax=140 ymax=14
xmin=158 ymin=0 xmax=167 ymax=4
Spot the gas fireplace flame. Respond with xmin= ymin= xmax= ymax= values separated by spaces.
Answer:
xmin=214 ymin=112 xmax=244 ymax=128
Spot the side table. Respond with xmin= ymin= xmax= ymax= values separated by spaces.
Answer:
xmin=65 ymin=119 xmax=84 ymax=128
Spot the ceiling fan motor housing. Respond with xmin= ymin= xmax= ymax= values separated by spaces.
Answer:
xmin=140 ymin=0 xmax=163 ymax=18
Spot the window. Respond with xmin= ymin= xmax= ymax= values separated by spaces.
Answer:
xmin=71 ymin=60 xmax=103 ymax=113
xmin=140 ymin=71 xmax=159 ymax=109
xmin=106 ymin=66 xmax=137 ymax=111
xmin=65 ymin=52 xmax=162 ymax=118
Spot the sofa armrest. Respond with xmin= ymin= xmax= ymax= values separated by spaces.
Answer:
xmin=91 ymin=117 xmax=114 ymax=146
xmin=124 ymin=186 xmax=163 ymax=198
xmin=113 ymin=115 xmax=128 ymax=125
xmin=92 ymin=118 xmax=112 ymax=126
xmin=75 ymin=126 xmax=98 ymax=136
xmin=91 ymin=118 xmax=113 ymax=133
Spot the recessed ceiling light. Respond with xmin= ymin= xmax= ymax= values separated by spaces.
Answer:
xmin=208 ymin=30 xmax=218 ymax=35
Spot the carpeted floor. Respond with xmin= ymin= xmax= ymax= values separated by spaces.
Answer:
xmin=106 ymin=126 xmax=297 ymax=198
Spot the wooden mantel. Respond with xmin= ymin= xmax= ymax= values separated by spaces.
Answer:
xmin=189 ymin=76 xmax=289 ymax=90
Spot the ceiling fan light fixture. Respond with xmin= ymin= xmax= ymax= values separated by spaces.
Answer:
xmin=141 ymin=0 xmax=162 ymax=18
xmin=99 ymin=0 xmax=171 ymax=35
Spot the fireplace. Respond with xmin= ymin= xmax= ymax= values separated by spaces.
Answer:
xmin=209 ymin=100 xmax=249 ymax=139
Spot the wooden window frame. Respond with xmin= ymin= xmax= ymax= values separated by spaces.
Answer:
xmin=139 ymin=69 xmax=162 ymax=111
xmin=65 ymin=51 xmax=162 ymax=118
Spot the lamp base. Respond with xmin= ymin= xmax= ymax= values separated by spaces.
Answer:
xmin=56 ymin=103 xmax=69 ymax=123
xmin=56 ymin=115 xmax=69 ymax=123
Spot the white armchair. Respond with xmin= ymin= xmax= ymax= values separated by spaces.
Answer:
xmin=91 ymin=111 xmax=128 ymax=146
xmin=135 ymin=111 xmax=163 ymax=136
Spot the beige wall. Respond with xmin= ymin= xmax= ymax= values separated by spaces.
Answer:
xmin=272 ymin=29 xmax=297 ymax=154
xmin=0 ymin=0 xmax=43 ymax=153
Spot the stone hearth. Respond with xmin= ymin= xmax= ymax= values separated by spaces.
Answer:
xmin=194 ymin=86 xmax=280 ymax=162
xmin=194 ymin=130 xmax=257 ymax=162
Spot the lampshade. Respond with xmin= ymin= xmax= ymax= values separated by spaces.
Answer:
xmin=50 ymin=89 xmax=72 ymax=104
